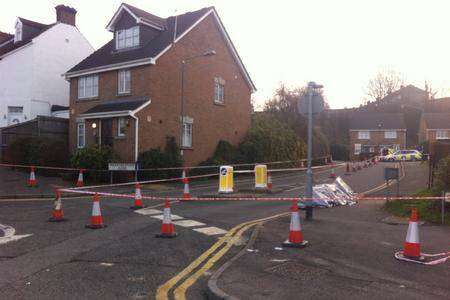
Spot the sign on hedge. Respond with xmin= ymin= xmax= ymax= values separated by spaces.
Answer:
xmin=108 ymin=163 xmax=135 ymax=171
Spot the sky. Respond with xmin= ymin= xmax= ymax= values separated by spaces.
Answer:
xmin=2 ymin=0 xmax=450 ymax=109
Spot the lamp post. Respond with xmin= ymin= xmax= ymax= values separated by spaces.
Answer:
xmin=180 ymin=50 xmax=216 ymax=154
xmin=305 ymin=81 xmax=323 ymax=221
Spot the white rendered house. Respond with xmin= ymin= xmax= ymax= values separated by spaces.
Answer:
xmin=0 ymin=5 xmax=93 ymax=127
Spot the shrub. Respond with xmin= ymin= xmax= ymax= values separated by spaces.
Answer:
xmin=8 ymin=137 xmax=68 ymax=175
xmin=70 ymin=145 xmax=118 ymax=182
xmin=138 ymin=136 xmax=183 ymax=180
xmin=330 ymin=143 xmax=349 ymax=161
xmin=238 ymin=114 xmax=305 ymax=163
xmin=434 ymin=155 xmax=450 ymax=192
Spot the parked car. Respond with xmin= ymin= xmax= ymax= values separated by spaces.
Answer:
xmin=382 ymin=150 xmax=422 ymax=161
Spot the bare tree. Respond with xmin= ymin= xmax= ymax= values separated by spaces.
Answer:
xmin=366 ymin=69 xmax=405 ymax=101
xmin=424 ymin=80 xmax=438 ymax=100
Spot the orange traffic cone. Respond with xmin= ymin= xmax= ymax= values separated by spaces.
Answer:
xmin=85 ymin=193 xmax=106 ymax=229
xmin=156 ymin=198 xmax=177 ymax=238
xmin=282 ymin=200 xmax=308 ymax=248
xmin=400 ymin=208 xmax=423 ymax=260
xmin=48 ymin=190 xmax=66 ymax=222
xmin=329 ymin=168 xmax=336 ymax=178
xmin=130 ymin=183 xmax=145 ymax=209
xmin=267 ymin=172 xmax=273 ymax=192
xmin=28 ymin=166 xmax=37 ymax=187
xmin=183 ymin=173 xmax=190 ymax=200
xmin=76 ymin=169 xmax=84 ymax=187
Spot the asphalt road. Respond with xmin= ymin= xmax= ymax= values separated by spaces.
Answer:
xmin=1 ymin=162 xmax=442 ymax=299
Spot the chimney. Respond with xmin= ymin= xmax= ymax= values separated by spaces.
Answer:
xmin=55 ymin=5 xmax=77 ymax=26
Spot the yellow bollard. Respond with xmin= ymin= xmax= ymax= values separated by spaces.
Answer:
xmin=254 ymin=164 xmax=268 ymax=190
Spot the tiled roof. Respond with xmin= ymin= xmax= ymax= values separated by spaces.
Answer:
xmin=0 ymin=18 xmax=54 ymax=57
xmin=0 ymin=31 xmax=13 ymax=44
xmin=123 ymin=3 xmax=167 ymax=29
xmin=67 ymin=7 xmax=210 ymax=73
xmin=349 ymin=113 xmax=406 ymax=130
xmin=80 ymin=98 xmax=149 ymax=115
xmin=422 ymin=113 xmax=450 ymax=129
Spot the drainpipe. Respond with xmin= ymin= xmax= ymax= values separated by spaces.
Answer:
xmin=130 ymin=113 xmax=139 ymax=162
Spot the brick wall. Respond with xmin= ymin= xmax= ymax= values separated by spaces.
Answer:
xmin=69 ymin=14 xmax=252 ymax=165
xmin=349 ymin=130 xmax=406 ymax=160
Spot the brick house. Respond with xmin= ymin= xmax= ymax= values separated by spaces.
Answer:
xmin=419 ymin=113 xmax=450 ymax=144
xmin=349 ymin=113 xmax=407 ymax=160
xmin=65 ymin=3 xmax=255 ymax=165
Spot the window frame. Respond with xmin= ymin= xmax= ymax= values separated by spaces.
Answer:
xmin=354 ymin=143 xmax=361 ymax=155
xmin=118 ymin=69 xmax=131 ymax=95
xmin=116 ymin=26 xmax=139 ymax=50
xmin=436 ymin=130 xmax=449 ymax=140
xmin=384 ymin=130 xmax=397 ymax=139
xmin=358 ymin=131 xmax=370 ymax=140
xmin=181 ymin=122 xmax=193 ymax=148
xmin=77 ymin=75 xmax=99 ymax=100
xmin=214 ymin=77 xmax=225 ymax=104
xmin=77 ymin=122 xmax=85 ymax=149
xmin=117 ymin=117 xmax=126 ymax=137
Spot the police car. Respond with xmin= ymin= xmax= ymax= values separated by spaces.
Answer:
xmin=382 ymin=150 xmax=422 ymax=161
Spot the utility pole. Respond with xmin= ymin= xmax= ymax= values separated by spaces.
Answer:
xmin=305 ymin=81 xmax=323 ymax=221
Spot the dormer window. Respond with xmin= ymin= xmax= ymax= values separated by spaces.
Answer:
xmin=116 ymin=26 xmax=139 ymax=50
xmin=14 ymin=21 xmax=22 ymax=43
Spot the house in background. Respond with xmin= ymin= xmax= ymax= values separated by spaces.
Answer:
xmin=65 ymin=3 xmax=255 ymax=165
xmin=0 ymin=5 xmax=93 ymax=128
xmin=419 ymin=113 xmax=450 ymax=144
xmin=349 ymin=113 xmax=407 ymax=160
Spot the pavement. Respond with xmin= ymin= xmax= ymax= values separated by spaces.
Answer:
xmin=0 ymin=167 xmax=72 ymax=198
xmin=1 ymin=161 xmax=447 ymax=299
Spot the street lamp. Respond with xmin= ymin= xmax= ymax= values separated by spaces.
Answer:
xmin=305 ymin=81 xmax=323 ymax=221
xmin=180 ymin=50 xmax=216 ymax=154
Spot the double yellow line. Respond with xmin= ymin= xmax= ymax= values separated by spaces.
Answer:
xmin=155 ymin=212 xmax=288 ymax=300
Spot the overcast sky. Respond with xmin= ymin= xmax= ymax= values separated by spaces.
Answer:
xmin=2 ymin=0 xmax=450 ymax=109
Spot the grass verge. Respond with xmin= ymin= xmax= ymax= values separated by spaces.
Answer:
xmin=384 ymin=189 xmax=450 ymax=225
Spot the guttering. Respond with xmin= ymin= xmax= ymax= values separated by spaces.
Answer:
xmin=64 ymin=57 xmax=155 ymax=79
xmin=349 ymin=129 xmax=407 ymax=132
xmin=78 ymin=110 xmax=131 ymax=120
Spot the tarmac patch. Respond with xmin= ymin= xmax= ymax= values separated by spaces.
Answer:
xmin=193 ymin=226 xmax=228 ymax=236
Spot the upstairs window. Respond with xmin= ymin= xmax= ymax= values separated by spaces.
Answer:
xmin=384 ymin=131 xmax=397 ymax=139
xmin=436 ymin=130 xmax=449 ymax=140
xmin=358 ymin=131 xmax=370 ymax=140
xmin=118 ymin=69 xmax=131 ymax=94
xmin=78 ymin=75 xmax=98 ymax=99
xmin=116 ymin=26 xmax=139 ymax=50
xmin=214 ymin=77 xmax=225 ymax=104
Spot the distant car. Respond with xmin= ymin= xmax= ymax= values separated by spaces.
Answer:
xmin=382 ymin=150 xmax=422 ymax=162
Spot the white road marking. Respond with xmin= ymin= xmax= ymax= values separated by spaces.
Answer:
xmin=173 ymin=220 xmax=206 ymax=227
xmin=0 ymin=224 xmax=33 ymax=245
xmin=151 ymin=214 xmax=184 ymax=221
xmin=134 ymin=208 xmax=162 ymax=215
xmin=193 ymin=226 xmax=228 ymax=236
